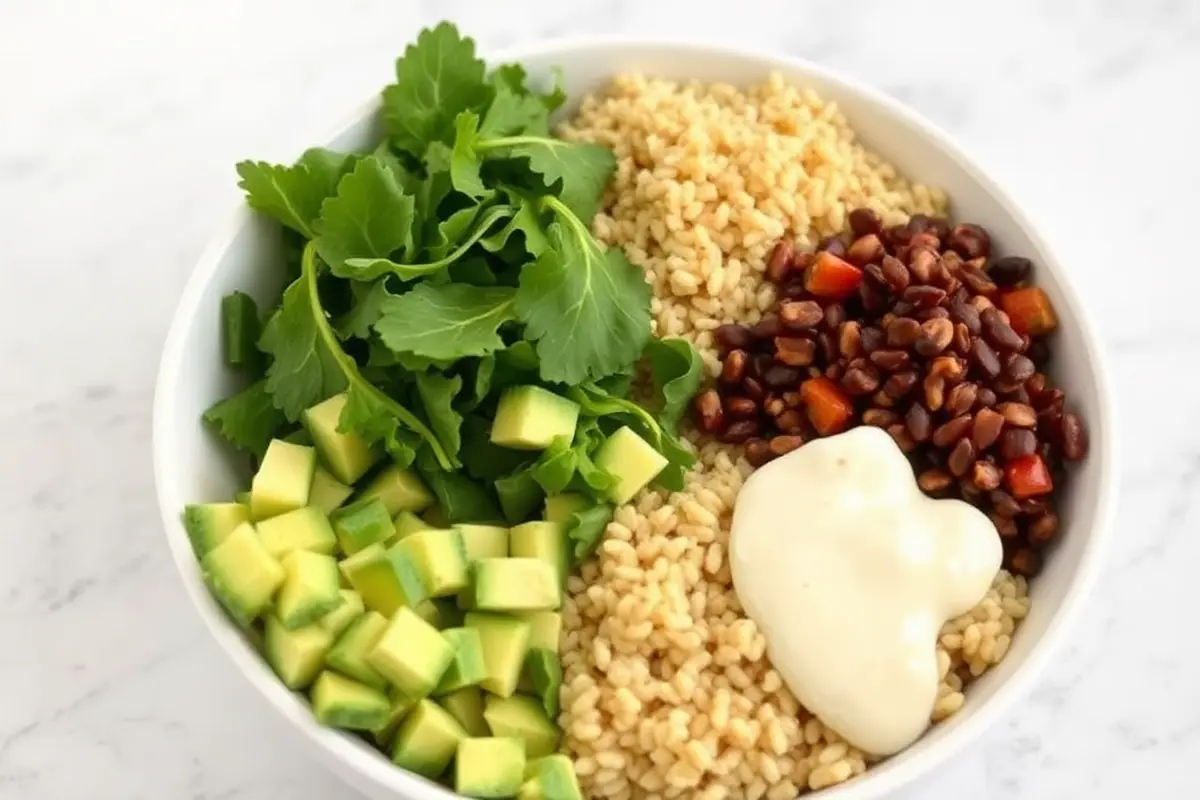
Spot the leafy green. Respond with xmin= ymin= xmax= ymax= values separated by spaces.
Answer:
xmin=333 ymin=279 xmax=393 ymax=340
xmin=481 ymin=80 xmax=550 ymax=138
xmin=644 ymin=338 xmax=704 ymax=429
xmin=235 ymin=148 xmax=359 ymax=237
xmin=427 ymin=203 xmax=483 ymax=261
xmin=516 ymin=202 xmax=652 ymax=385
xmin=480 ymin=193 xmax=550 ymax=258
xmin=531 ymin=436 xmax=578 ymax=495
xmin=495 ymin=467 xmax=544 ymax=524
xmin=528 ymin=647 xmax=562 ymax=718
xmin=221 ymin=291 xmax=262 ymax=369
xmin=416 ymin=450 xmax=501 ymax=523
xmin=339 ymin=384 xmax=422 ymax=468
xmin=382 ymin=22 xmax=490 ymax=158
xmin=461 ymin=356 xmax=495 ymax=411
xmin=415 ymin=372 xmax=464 ymax=460
xmin=450 ymin=113 xmax=489 ymax=198
xmin=201 ymin=380 xmax=286 ymax=457
xmin=458 ymin=416 xmax=534 ymax=480
xmin=315 ymin=156 xmax=416 ymax=277
xmin=374 ymin=283 xmax=517 ymax=360
xmin=566 ymin=504 xmax=615 ymax=565
xmin=476 ymin=136 xmax=614 ymax=222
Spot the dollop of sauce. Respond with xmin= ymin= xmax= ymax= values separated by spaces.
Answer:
xmin=729 ymin=426 xmax=1002 ymax=756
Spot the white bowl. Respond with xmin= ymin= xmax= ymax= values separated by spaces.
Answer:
xmin=153 ymin=36 xmax=1118 ymax=800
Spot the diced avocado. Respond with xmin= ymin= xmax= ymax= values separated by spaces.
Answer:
xmin=543 ymin=494 xmax=589 ymax=524
xmin=483 ymin=694 xmax=560 ymax=758
xmin=250 ymin=440 xmax=317 ymax=520
xmin=416 ymin=598 xmax=464 ymax=630
xmin=440 ymin=686 xmax=490 ymax=737
xmin=340 ymin=543 xmax=423 ymax=616
xmin=235 ymin=490 xmax=252 ymax=506
xmin=435 ymin=627 xmax=488 ymax=695
xmin=423 ymin=504 xmax=451 ymax=528
xmin=264 ymin=616 xmax=332 ymax=690
xmin=519 ymin=779 xmax=541 ymax=800
xmin=325 ymin=610 xmax=389 ymax=690
xmin=473 ymin=559 xmax=560 ymax=612
xmin=394 ymin=528 xmax=468 ymax=598
xmin=510 ymin=521 xmax=568 ymax=588
xmin=182 ymin=502 xmax=251 ymax=556
xmin=595 ymin=426 xmax=668 ymax=505
xmin=457 ymin=524 xmax=510 ymax=560
xmin=456 ymin=737 xmax=526 ymax=798
xmin=276 ymin=551 xmax=343 ymax=630
xmin=201 ymin=523 xmax=284 ymax=626
xmin=358 ymin=465 xmax=434 ymax=515
xmin=491 ymin=386 xmax=580 ymax=450
xmin=330 ymin=498 xmax=393 ymax=555
xmin=310 ymin=670 xmax=391 ymax=731
xmin=393 ymin=510 xmax=432 ymax=541
xmin=307 ymin=466 xmax=354 ymax=515
xmin=516 ymin=611 xmax=562 ymax=651
xmin=524 ymin=755 xmax=583 ymax=800
xmin=465 ymin=612 xmax=531 ymax=697
xmin=256 ymin=506 xmax=337 ymax=560
xmin=391 ymin=698 xmax=466 ymax=778
xmin=366 ymin=607 xmax=455 ymax=698
xmin=316 ymin=589 xmax=364 ymax=638
xmin=525 ymin=648 xmax=562 ymax=717
xmin=372 ymin=689 xmax=417 ymax=748
xmin=495 ymin=469 xmax=545 ymax=524
xmin=302 ymin=393 xmax=381 ymax=485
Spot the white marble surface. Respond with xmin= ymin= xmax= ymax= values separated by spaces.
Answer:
xmin=3 ymin=0 xmax=1199 ymax=797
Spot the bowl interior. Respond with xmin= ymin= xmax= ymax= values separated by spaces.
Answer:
xmin=154 ymin=39 xmax=1115 ymax=800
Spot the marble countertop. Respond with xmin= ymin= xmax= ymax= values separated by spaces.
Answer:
xmin=4 ymin=0 xmax=1199 ymax=797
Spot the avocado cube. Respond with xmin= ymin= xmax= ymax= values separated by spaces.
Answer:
xmin=543 ymin=493 xmax=589 ymax=524
xmin=391 ymin=699 xmax=467 ymax=778
xmin=595 ymin=426 xmax=668 ymax=505
xmin=516 ymin=611 xmax=562 ymax=651
xmin=358 ymin=465 xmax=434 ymax=516
xmin=435 ymin=627 xmax=488 ymax=695
xmin=440 ymin=686 xmax=491 ymax=737
xmin=393 ymin=528 xmax=469 ymax=598
xmin=310 ymin=670 xmax=391 ymax=731
xmin=473 ymin=559 xmax=560 ymax=612
xmin=316 ymin=589 xmax=364 ymax=638
xmin=256 ymin=506 xmax=337 ymax=560
xmin=415 ymin=598 xmax=463 ymax=630
xmin=510 ymin=521 xmax=568 ymax=588
xmin=201 ymin=523 xmax=284 ymax=627
xmin=340 ymin=543 xmax=424 ymax=617
xmin=491 ymin=386 xmax=580 ymax=450
xmin=525 ymin=647 xmax=563 ymax=717
xmin=331 ymin=498 xmax=393 ymax=555
xmin=371 ymin=689 xmax=417 ymax=748
xmin=366 ymin=607 xmax=454 ymax=698
xmin=307 ymin=466 xmax=354 ymax=516
xmin=456 ymin=737 xmax=526 ymax=798
xmin=264 ymin=616 xmax=333 ymax=690
xmin=326 ymin=610 xmax=389 ymax=690
xmin=251 ymin=440 xmax=317 ymax=520
xmin=393 ymin=511 xmax=432 ymax=541
xmin=302 ymin=393 xmax=381 ymax=485
xmin=483 ymin=695 xmax=560 ymax=758
xmin=457 ymin=524 xmax=510 ymax=560
xmin=182 ymin=502 xmax=250 ymax=556
xmin=524 ymin=755 xmax=583 ymax=800
xmin=464 ymin=612 xmax=531 ymax=698
xmin=277 ymin=551 xmax=343 ymax=630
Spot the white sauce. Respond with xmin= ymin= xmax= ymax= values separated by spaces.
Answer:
xmin=729 ymin=426 xmax=1001 ymax=756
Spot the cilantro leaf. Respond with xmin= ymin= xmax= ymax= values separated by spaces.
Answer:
xmin=450 ymin=113 xmax=489 ymax=199
xmin=201 ymin=380 xmax=286 ymax=457
xmin=516 ymin=202 xmax=651 ymax=385
xmin=315 ymin=156 xmax=416 ymax=278
xmin=415 ymin=372 xmax=464 ymax=460
xmin=416 ymin=449 xmax=502 ymax=523
xmin=481 ymin=81 xmax=550 ymax=138
xmin=427 ymin=203 xmax=483 ymax=260
xmin=495 ymin=467 xmax=544 ymax=524
xmin=644 ymin=338 xmax=704 ymax=429
xmin=382 ymin=22 xmax=490 ymax=158
xmin=489 ymin=63 xmax=566 ymax=115
xmin=531 ymin=436 xmax=578 ymax=495
xmin=340 ymin=384 xmax=422 ymax=468
xmin=480 ymin=193 xmax=550 ymax=258
xmin=375 ymin=283 xmax=517 ymax=361
xmin=566 ymin=503 xmax=615 ymax=565
xmin=333 ymin=279 xmax=394 ymax=340
xmin=236 ymin=148 xmax=358 ymax=237
xmin=477 ymin=136 xmax=615 ymax=222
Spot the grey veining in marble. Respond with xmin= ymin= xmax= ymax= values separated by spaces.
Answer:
xmin=3 ymin=0 xmax=1199 ymax=797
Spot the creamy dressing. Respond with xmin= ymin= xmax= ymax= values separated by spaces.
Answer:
xmin=729 ymin=426 xmax=1001 ymax=756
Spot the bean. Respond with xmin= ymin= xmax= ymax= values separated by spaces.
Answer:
xmin=948 ymin=439 xmax=976 ymax=477
xmin=918 ymin=469 xmax=954 ymax=493
xmin=989 ymin=255 xmax=1032 ymax=286
xmin=1027 ymin=512 xmax=1059 ymax=545
xmin=722 ymin=349 xmax=748 ymax=384
xmin=824 ymin=302 xmax=847 ymax=331
xmin=752 ymin=316 xmax=780 ymax=340
xmin=905 ymin=403 xmax=933 ymax=442
xmin=766 ymin=239 xmax=796 ymax=283
xmin=887 ymin=423 xmax=917 ymax=453
xmin=776 ymin=409 xmax=803 ymax=433
xmin=869 ymin=349 xmax=912 ymax=371
xmin=862 ymin=408 xmax=900 ymax=428
xmin=860 ymin=326 xmax=886 ymax=353
xmin=1000 ymin=428 xmax=1037 ymax=461
xmin=764 ymin=365 xmax=802 ymax=389
xmin=841 ymin=366 xmax=881 ymax=395
xmin=818 ymin=236 xmax=848 ymax=258
xmin=1009 ymin=548 xmax=1042 ymax=577
xmin=743 ymin=377 xmax=765 ymax=401
xmin=724 ymin=396 xmax=758 ymax=419
xmin=881 ymin=255 xmax=911 ymax=293
xmin=972 ymin=460 xmax=1003 ymax=491
xmin=693 ymin=390 xmax=725 ymax=433
xmin=744 ymin=439 xmax=774 ymax=467
xmin=817 ymin=332 xmax=838 ymax=363
xmin=990 ymin=489 xmax=1021 ymax=518
xmin=932 ymin=414 xmax=973 ymax=447
xmin=780 ymin=300 xmax=824 ymax=330
xmin=946 ymin=382 xmax=979 ymax=416
xmin=849 ymin=208 xmax=883 ymax=238
xmin=924 ymin=373 xmax=946 ymax=411
xmin=949 ymin=295 xmax=982 ymax=334
xmin=903 ymin=285 xmax=948 ymax=309
xmin=1061 ymin=412 xmax=1088 ymax=461
xmin=769 ymin=435 xmax=806 ymax=456
xmin=1004 ymin=353 xmax=1036 ymax=383
xmin=838 ymin=321 xmax=862 ymax=359
xmin=883 ymin=370 xmax=919 ymax=398
xmin=991 ymin=513 xmax=1019 ymax=539
xmin=775 ymin=337 xmax=816 ymax=366
xmin=886 ymin=317 xmax=922 ymax=348
xmin=908 ymin=247 xmax=937 ymax=283
xmin=981 ymin=307 xmax=1024 ymax=352
xmin=948 ymin=223 xmax=990 ymax=259
xmin=915 ymin=317 xmax=954 ymax=356
xmin=848 ymin=234 xmax=885 ymax=266
xmin=972 ymin=408 xmax=1005 ymax=450
xmin=997 ymin=402 xmax=1037 ymax=428
xmin=715 ymin=324 xmax=754 ymax=351
xmin=721 ymin=420 xmax=760 ymax=444
xmin=971 ymin=337 xmax=1002 ymax=378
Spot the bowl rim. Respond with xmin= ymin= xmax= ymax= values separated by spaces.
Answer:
xmin=153 ymin=33 xmax=1118 ymax=800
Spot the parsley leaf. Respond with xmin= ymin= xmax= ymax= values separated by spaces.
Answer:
xmin=416 ymin=449 xmax=502 ymax=524
xmin=481 ymin=81 xmax=550 ymax=138
xmin=382 ymin=22 xmax=490 ymax=158
xmin=480 ymin=192 xmax=550 ymax=258
xmin=415 ymin=372 xmax=464 ymax=460
xmin=531 ymin=436 xmax=578 ymax=495
xmin=516 ymin=200 xmax=651 ymax=385
xmin=477 ymin=136 xmax=615 ymax=222
xmin=450 ymin=113 xmax=489 ymax=199
xmin=201 ymin=380 xmax=286 ymax=457
xmin=333 ymin=279 xmax=394 ymax=340
xmin=315 ymin=156 xmax=416 ymax=278
xmin=566 ymin=503 xmax=615 ymax=565
xmin=427 ymin=203 xmax=483 ymax=260
xmin=495 ymin=467 xmax=544 ymax=524
xmin=375 ymin=283 xmax=517 ymax=360
xmin=644 ymin=338 xmax=704 ymax=429
xmin=235 ymin=148 xmax=358 ymax=237
xmin=339 ymin=384 xmax=422 ymax=468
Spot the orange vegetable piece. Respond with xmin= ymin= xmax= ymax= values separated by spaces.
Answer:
xmin=804 ymin=252 xmax=863 ymax=299
xmin=999 ymin=287 xmax=1058 ymax=336
xmin=800 ymin=377 xmax=854 ymax=436
xmin=1004 ymin=454 xmax=1054 ymax=499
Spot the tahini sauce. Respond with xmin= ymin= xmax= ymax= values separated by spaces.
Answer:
xmin=729 ymin=426 xmax=1001 ymax=756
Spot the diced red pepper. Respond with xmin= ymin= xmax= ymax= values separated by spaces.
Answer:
xmin=800 ymin=376 xmax=855 ymax=436
xmin=1004 ymin=454 xmax=1054 ymax=499
xmin=804 ymin=252 xmax=863 ymax=299
xmin=999 ymin=287 xmax=1058 ymax=336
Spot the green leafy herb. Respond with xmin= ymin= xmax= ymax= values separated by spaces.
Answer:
xmin=415 ymin=372 xmax=464 ymax=460
xmin=530 ymin=436 xmax=578 ymax=495
xmin=644 ymin=338 xmax=704 ymax=429
xmin=333 ymin=279 xmax=394 ymax=340
xmin=315 ymin=156 xmax=416 ymax=277
xmin=495 ymin=467 xmax=544 ymax=524
xmin=458 ymin=416 xmax=534 ymax=480
xmin=375 ymin=283 xmax=517 ymax=360
xmin=339 ymin=384 xmax=422 ymax=468
xmin=566 ymin=503 xmax=615 ymax=565
xmin=450 ymin=112 xmax=489 ymax=198
xmin=235 ymin=148 xmax=358 ymax=237
xmin=415 ymin=450 xmax=502 ymax=523
xmin=516 ymin=201 xmax=651 ymax=385
xmin=476 ymin=136 xmax=614 ymax=222
xmin=221 ymin=291 xmax=262 ymax=369
xmin=201 ymin=380 xmax=286 ymax=457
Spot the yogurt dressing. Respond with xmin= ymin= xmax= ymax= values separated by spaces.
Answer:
xmin=729 ymin=426 xmax=1002 ymax=756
